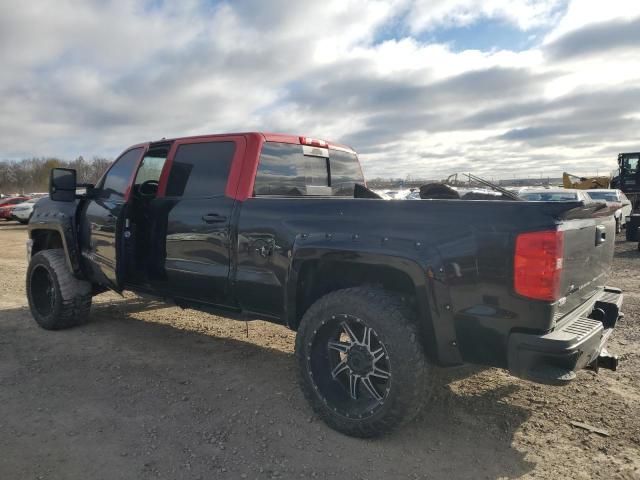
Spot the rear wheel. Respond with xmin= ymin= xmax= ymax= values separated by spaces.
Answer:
xmin=26 ymin=249 xmax=92 ymax=330
xmin=295 ymin=287 xmax=431 ymax=437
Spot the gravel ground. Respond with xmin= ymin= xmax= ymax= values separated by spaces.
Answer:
xmin=0 ymin=221 xmax=638 ymax=479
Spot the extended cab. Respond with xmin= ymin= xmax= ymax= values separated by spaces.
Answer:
xmin=26 ymin=132 xmax=623 ymax=437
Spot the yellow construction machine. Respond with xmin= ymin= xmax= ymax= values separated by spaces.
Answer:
xmin=562 ymin=172 xmax=610 ymax=190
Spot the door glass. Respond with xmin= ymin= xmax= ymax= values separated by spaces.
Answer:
xmin=166 ymin=142 xmax=235 ymax=197
xmin=254 ymin=143 xmax=306 ymax=195
xmin=100 ymin=148 xmax=143 ymax=200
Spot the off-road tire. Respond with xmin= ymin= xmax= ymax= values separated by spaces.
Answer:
xmin=26 ymin=249 xmax=92 ymax=330
xmin=295 ymin=287 xmax=431 ymax=438
xmin=626 ymin=224 xmax=634 ymax=241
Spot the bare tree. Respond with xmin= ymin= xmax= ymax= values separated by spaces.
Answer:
xmin=0 ymin=156 xmax=114 ymax=195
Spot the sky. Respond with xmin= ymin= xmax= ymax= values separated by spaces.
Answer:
xmin=1 ymin=0 xmax=639 ymax=180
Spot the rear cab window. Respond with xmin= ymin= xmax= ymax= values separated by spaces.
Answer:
xmin=521 ymin=192 xmax=578 ymax=202
xmin=254 ymin=142 xmax=363 ymax=197
xmin=588 ymin=191 xmax=619 ymax=202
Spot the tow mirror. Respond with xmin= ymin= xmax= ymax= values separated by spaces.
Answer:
xmin=50 ymin=168 xmax=77 ymax=202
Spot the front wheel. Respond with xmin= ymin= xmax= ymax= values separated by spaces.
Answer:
xmin=295 ymin=287 xmax=431 ymax=437
xmin=26 ymin=249 xmax=92 ymax=330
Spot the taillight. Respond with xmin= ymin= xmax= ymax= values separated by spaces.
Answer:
xmin=514 ymin=230 xmax=564 ymax=302
xmin=299 ymin=136 xmax=328 ymax=147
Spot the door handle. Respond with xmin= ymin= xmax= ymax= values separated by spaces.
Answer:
xmin=201 ymin=213 xmax=227 ymax=223
xmin=595 ymin=225 xmax=606 ymax=245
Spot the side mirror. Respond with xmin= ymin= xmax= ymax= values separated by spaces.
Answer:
xmin=50 ymin=168 xmax=77 ymax=202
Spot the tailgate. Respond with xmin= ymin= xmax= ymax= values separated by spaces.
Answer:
xmin=557 ymin=206 xmax=616 ymax=318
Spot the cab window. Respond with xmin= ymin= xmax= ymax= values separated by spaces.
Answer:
xmin=135 ymin=153 xmax=166 ymax=184
xmin=165 ymin=141 xmax=235 ymax=197
xmin=254 ymin=142 xmax=364 ymax=197
xmin=132 ymin=146 xmax=170 ymax=198
xmin=623 ymin=155 xmax=639 ymax=173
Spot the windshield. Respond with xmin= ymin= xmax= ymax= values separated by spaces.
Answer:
xmin=588 ymin=192 xmax=618 ymax=201
xmin=622 ymin=155 xmax=639 ymax=173
xmin=520 ymin=192 xmax=578 ymax=201
xmin=135 ymin=154 xmax=166 ymax=184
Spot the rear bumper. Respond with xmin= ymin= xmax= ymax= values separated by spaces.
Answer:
xmin=507 ymin=287 xmax=623 ymax=385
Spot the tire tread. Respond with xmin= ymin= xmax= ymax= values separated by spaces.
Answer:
xmin=27 ymin=249 xmax=92 ymax=330
xmin=295 ymin=286 xmax=431 ymax=438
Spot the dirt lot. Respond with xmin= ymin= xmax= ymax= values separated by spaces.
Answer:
xmin=1 ymin=222 xmax=639 ymax=480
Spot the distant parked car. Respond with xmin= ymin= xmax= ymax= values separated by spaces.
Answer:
xmin=586 ymin=189 xmax=631 ymax=233
xmin=11 ymin=197 xmax=45 ymax=224
xmin=519 ymin=189 xmax=592 ymax=202
xmin=0 ymin=196 xmax=30 ymax=220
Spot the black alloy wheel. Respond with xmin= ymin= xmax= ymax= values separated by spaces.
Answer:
xmin=309 ymin=314 xmax=392 ymax=419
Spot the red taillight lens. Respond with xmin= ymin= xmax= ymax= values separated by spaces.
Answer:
xmin=514 ymin=230 xmax=564 ymax=302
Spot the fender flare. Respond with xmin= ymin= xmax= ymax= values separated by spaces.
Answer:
xmin=28 ymin=210 xmax=82 ymax=276
xmin=284 ymin=231 xmax=464 ymax=366
xmin=286 ymin=248 xmax=432 ymax=323
xmin=284 ymin=242 xmax=464 ymax=365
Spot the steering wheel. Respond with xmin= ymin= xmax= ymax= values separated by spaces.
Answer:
xmin=138 ymin=180 xmax=159 ymax=198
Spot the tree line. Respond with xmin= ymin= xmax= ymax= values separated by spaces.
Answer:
xmin=0 ymin=156 xmax=113 ymax=195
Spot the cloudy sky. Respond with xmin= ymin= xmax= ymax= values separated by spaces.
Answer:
xmin=1 ymin=0 xmax=639 ymax=179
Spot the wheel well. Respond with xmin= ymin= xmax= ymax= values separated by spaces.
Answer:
xmin=293 ymin=260 xmax=438 ymax=359
xmin=31 ymin=229 xmax=64 ymax=256
xmin=294 ymin=260 xmax=420 ymax=326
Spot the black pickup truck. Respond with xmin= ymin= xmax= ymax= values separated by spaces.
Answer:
xmin=26 ymin=132 xmax=623 ymax=437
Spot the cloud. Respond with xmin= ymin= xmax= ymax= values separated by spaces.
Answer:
xmin=0 ymin=0 xmax=638 ymax=181
xmin=546 ymin=16 xmax=640 ymax=60
xmin=406 ymin=0 xmax=565 ymax=33
xmin=543 ymin=0 xmax=640 ymax=42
